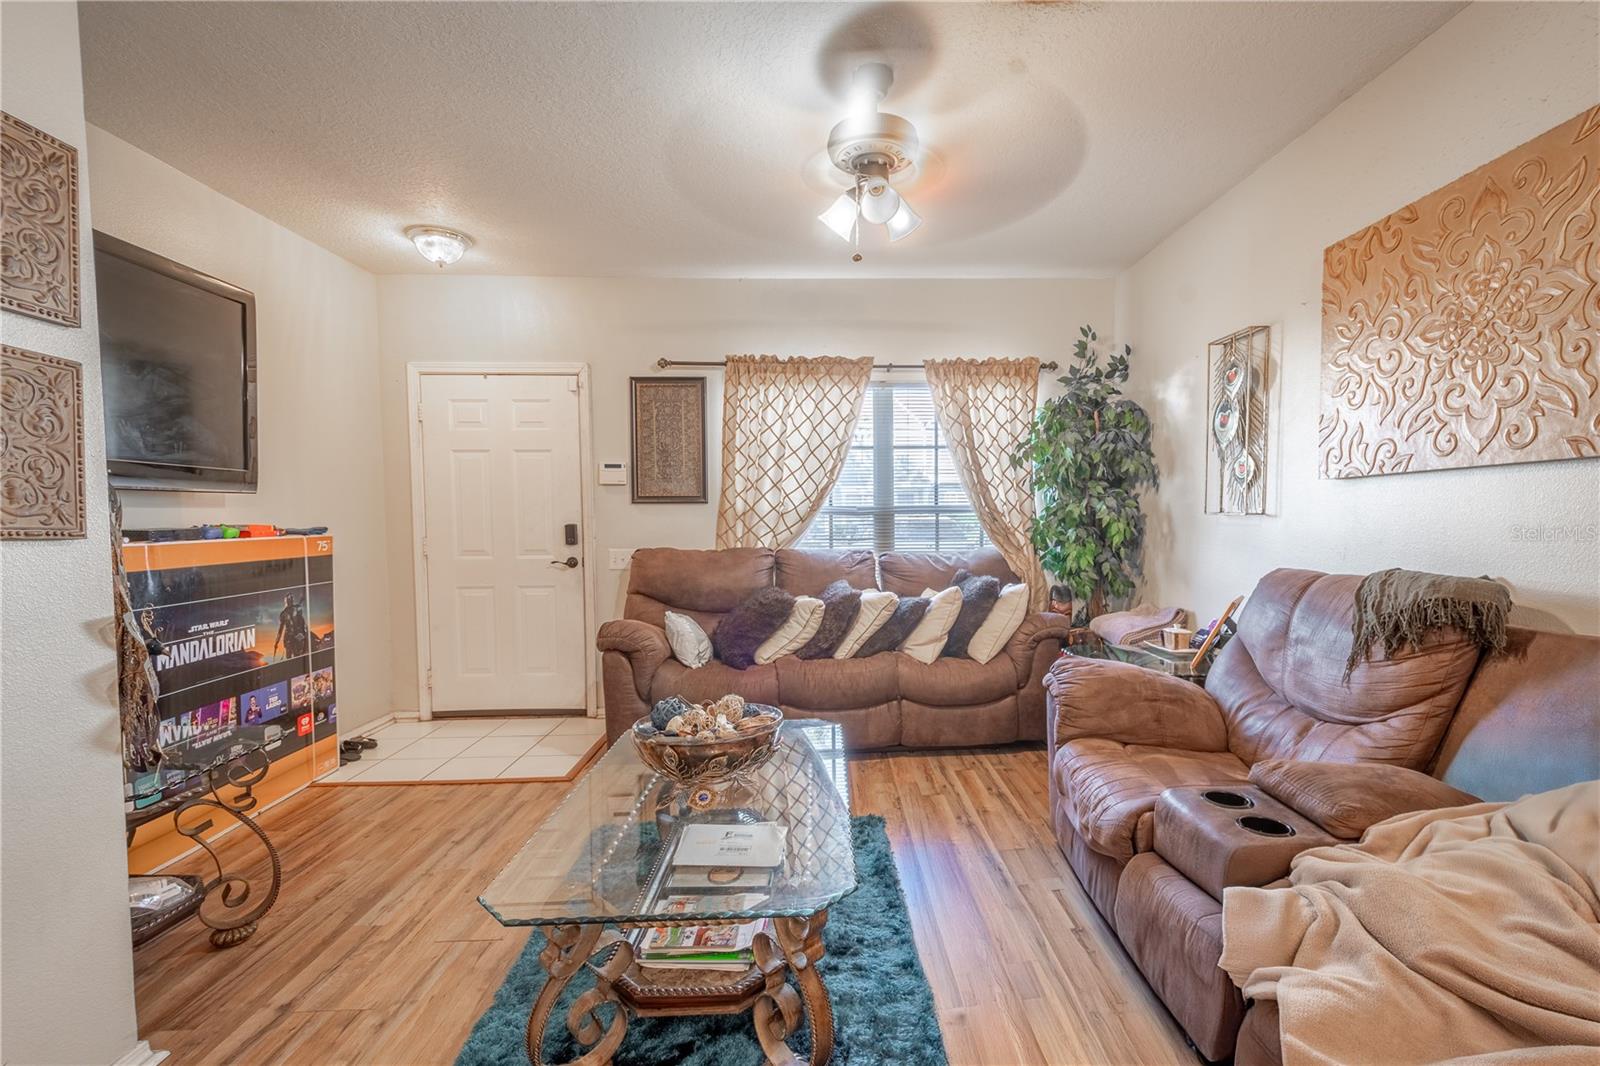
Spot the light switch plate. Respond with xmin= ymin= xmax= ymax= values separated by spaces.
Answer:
xmin=608 ymin=549 xmax=633 ymax=570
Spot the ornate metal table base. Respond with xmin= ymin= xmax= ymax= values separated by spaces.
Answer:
xmin=525 ymin=910 xmax=835 ymax=1066
xmin=128 ymin=748 xmax=283 ymax=950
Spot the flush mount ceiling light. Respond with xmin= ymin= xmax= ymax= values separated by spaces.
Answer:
xmin=405 ymin=225 xmax=473 ymax=268
xmin=818 ymin=63 xmax=923 ymax=259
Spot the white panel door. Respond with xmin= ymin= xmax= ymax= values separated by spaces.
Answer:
xmin=419 ymin=372 xmax=586 ymax=711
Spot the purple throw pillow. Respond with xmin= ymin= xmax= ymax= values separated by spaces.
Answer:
xmin=711 ymin=587 xmax=796 ymax=669
xmin=855 ymin=596 xmax=930 ymax=658
xmin=796 ymin=579 xmax=864 ymax=660
xmin=942 ymin=569 xmax=1002 ymax=658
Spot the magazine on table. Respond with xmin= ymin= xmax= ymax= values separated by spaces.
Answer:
xmin=667 ymin=865 xmax=776 ymax=892
xmin=671 ymin=822 xmax=786 ymax=868
xmin=632 ymin=892 xmax=772 ymax=971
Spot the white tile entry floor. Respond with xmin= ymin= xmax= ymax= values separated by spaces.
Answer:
xmin=316 ymin=715 xmax=605 ymax=784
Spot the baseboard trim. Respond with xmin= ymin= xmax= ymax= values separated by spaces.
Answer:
xmin=352 ymin=711 xmax=405 ymax=732
xmin=114 ymin=1040 xmax=169 ymax=1066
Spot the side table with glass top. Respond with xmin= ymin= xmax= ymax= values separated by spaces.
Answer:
xmin=1064 ymin=637 xmax=1213 ymax=683
xmin=479 ymin=720 xmax=856 ymax=1066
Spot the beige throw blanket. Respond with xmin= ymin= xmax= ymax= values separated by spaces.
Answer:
xmin=1221 ymin=782 xmax=1600 ymax=1065
xmin=1087 ymin=603 xmax=1184 ymax=647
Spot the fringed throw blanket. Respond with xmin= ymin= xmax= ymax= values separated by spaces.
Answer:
xmin=1345 ymin=568 xmax=1510 ymax=680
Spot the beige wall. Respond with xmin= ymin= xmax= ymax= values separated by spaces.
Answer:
xmin=375 ymin=276 xmax=1115 ymax=712
xmin=75 ymin=123 xmax=1117 ymax=726
xmin=85 ymin=127 xmax=394 ymax=733
xmin=0 ymin=5 xmax=144 ymax=1063
xmin=1114 ymin=1 xmax=1600 ymax=635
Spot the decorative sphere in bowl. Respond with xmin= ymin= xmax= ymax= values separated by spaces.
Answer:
xmin=631 ymin=703 xmax=784 ymax=787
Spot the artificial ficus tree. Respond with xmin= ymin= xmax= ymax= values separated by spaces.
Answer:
xmin=1012 ymin=325 xmax=1158 ymax=624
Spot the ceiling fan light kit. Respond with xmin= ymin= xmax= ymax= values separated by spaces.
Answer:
xmin=818 ymin=63 xmax=923 ymax=257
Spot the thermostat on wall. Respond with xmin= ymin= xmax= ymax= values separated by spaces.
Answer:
xmin=599 ymin=461 xmax=627 ymax=486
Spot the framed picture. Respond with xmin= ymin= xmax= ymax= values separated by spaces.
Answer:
xmin=630 ymin=376 xmax=707 ymax=503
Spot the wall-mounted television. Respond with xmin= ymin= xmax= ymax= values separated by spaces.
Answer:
xmin=93 ymin=231 xmax=257 ymax=492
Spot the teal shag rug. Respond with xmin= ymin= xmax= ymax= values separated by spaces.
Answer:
xmin=457 ymin=815 xmax=948 ymax=1066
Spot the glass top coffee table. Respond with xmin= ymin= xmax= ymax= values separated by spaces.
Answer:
xmin=480 ymin=719 xmax=855 ymax=1065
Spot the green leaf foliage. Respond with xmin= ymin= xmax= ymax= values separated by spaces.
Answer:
xmin=1012 ymin=326 xmax=1158 ymax=621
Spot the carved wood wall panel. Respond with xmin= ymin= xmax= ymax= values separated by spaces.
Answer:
xmin=1 ymin=345 xmax=85 ymax=539
xmin=1 ymin=111 xmax=80 ymax=327
xmin=1319 ymin=106 xmax=1600 ymax=478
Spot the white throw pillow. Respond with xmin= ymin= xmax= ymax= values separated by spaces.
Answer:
xmin=754 ymin=596 xmax=824 ymax=664
xmin=965 ymin=583 xmax=1029 ymax=664
xmin=900 ymin=586 xmax=964 ymax=664
xmin=663 ymin=610 xmax=712 ymax=669
xmin=833 ymin=590 xmax=898 ymax=659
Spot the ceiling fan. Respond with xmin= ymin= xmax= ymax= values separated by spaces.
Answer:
xmin=818 ymin=63 xmax=923 ymax=258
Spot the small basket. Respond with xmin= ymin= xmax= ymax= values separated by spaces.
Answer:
xmin=630 ymin=709 xmax=784 ymax=788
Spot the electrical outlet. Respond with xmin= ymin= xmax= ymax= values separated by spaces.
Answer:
xmin=608 ymin=549 xmax=634 ymax=570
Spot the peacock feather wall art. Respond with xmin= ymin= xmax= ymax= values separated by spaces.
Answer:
xmin=1206 ymin=325 xmax=1270 ymax=516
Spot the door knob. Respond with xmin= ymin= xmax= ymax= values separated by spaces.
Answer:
xmin=550 ymin=556 xmax=580 ymax=569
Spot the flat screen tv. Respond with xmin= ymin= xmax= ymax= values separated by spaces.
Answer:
xmin=94 ymin=231 xmax=257 ymax=491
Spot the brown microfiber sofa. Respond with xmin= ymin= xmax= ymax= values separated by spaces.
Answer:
xmin=1045 ymin=567 xmax=1600 ymax=1062
xmin=597 ymin=546 xmax=1073 ymax=748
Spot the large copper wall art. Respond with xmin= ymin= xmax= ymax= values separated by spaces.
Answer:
xmin=1319 ymin=106 xmax=1599 ymax=478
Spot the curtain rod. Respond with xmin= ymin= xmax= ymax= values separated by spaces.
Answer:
xmin=654 ymin=358 xmax=1059 ymax=372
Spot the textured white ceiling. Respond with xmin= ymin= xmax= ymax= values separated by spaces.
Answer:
xmin=79 ymin=1 xmax=1461 ymax=278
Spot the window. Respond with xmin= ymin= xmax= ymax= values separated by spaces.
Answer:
xmin=798 ymin=381 xmax=987 ymax=552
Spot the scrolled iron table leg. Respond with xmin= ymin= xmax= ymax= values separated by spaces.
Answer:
xmin=127 ymin=749 xmax=281 ymax=950
xmin=173 ymin=795 xmax=283 ymax=948
xmin=753 ymin=909 xmax=835 ymax=1066
xmin=526 ymin=923 xmax=631 ymax=1066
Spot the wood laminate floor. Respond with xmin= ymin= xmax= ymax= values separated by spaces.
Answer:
xmin=134 ymin=746 xmax=1194 ymax=1066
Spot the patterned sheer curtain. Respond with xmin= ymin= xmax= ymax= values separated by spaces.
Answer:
xmin=923 ymin=357 xmax=1047 ymax=609
xmin=715 ymin=355 xmax=874 ymax=548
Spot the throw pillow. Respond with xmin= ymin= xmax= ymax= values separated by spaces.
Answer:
xmin=1249 ymin=759 xmax=1481 ymax=840
xmin=855 ymin=596 xmax=929 ymax=658
xmin=754 ymin=596 xmax=825 ymax=664
xmin=712 ymin=587 xmax=796 ymax=669
xmin=941 ymin=569 xmax=1003 ymax=658
xmin=965 ymin=583 xmax=1029 ymax=664
xmin=834 ymin=590 xmax=898 ymax=658
xmin=796 ymin=579 xmax=863 ymax=659
xmin=900 ymin=586 xmax=965 ymax=664
xmin=662 ymin=610 xmax=712 ymax=669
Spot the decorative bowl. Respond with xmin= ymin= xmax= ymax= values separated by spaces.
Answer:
xmin=630 ymin=707 xmax=784 ymax=788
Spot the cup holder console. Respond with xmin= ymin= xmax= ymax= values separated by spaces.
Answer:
xmin=1236 ymin=815 xmax=1296 ymax=838
xmin=1202 ymin=789 xmax=1255 ymax=809
xmin=1154 ymin=786 xmax=1334 ymax=899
